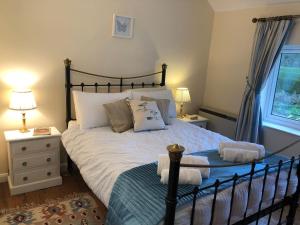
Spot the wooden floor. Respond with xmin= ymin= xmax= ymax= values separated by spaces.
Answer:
xmin=0 ymin=174 xmax=107 ymax=218
xmin=1 ymin=174 xmax=299 ymax=224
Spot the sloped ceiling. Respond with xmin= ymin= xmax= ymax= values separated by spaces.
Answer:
xmin=209 ymin=0 xmax=300 ymax=11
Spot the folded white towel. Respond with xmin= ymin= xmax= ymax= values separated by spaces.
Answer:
xmin=157 ymin=154 xmax=210 ymax=178
xmin=160 ymin=168 xmax=202 ymax=185
xmin=223 ymin=147 xmax=259 ymax=163
xmin=219 ymin=141 xmax=265 ymax=158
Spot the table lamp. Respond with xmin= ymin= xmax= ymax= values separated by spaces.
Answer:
xmin=9 ymin=90 xmax=37 ymax=133
xmin=175 ymin=87 xmax=191 ymax=118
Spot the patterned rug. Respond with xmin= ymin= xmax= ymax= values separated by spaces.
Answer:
xmin=0 ymin=193 xmax=105 ymax=225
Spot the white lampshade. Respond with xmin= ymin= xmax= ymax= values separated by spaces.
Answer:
xmin=9 ymin=90 xmax=37 ymax=111
xmin=175 ymin=87 xmax=191 ymax=103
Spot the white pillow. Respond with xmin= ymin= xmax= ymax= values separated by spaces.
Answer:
xmin=129 ymin=100 xmax=165 ymax=132
xmin=73 ymin=91 xmax=130 ymax=129
xmin=132 ymin=89 xmax=176 ymax=118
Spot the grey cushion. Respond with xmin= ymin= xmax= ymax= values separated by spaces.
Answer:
xmin=141 ymin=96 xmax=171 ymax=125
xmin=103 ymin=98 xmax=133 ymax=133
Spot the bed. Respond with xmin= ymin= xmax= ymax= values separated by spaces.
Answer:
xmin=62 ymin=58 xmax=300 ymax=225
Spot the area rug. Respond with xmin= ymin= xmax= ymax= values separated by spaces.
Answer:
xmin=0 ymin=193 xmax=104 ymax=225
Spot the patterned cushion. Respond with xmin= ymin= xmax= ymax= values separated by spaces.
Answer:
xmin=128 ymin=100 xmax=165 ymax=132
xmin=141 ymin=96 xmax=171 ymax=125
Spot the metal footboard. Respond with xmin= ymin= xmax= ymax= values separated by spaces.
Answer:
xmin=164 ymin=144 xmax=300 ymax=225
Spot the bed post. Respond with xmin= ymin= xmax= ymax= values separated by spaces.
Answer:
xmin=286 ymin=158 xmax=300 ymax=224
xmin=64 ymin=58 xmax=73 ymax=174
xmin=161 ymin=64 xmax=167 ymax=86
xmin=164 ymin=144 xmax=185 ymax=225
xmin=64 ymin=58 xmax=72 ymax=124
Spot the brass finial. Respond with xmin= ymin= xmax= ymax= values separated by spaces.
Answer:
xmin=167 ymin=144 xmax=185 ymax=153
xmin=64 ymin=58 xmax=71 ymax=67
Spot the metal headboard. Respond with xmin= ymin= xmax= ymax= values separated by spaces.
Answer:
xmin=64 ymin=58 xmax=167 ymax=124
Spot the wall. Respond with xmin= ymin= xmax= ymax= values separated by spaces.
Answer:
xmin=204 ymin=3 xmax=300 ymax=115
xmin=203 ymin=3 xmax=300 ymax=156
xmin=0 ymin=0 xmax=214 ymax=176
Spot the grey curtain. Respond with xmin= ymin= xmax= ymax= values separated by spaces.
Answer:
xmin=235 ymin=19 xmax=294 ymax=143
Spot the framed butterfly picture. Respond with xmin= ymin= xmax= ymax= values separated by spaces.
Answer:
xmin=112 ymin=14 xmax=134 ymax=39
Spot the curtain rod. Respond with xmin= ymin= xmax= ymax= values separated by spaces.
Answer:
xmin=252 ymin=14 xmax=300 ymax=23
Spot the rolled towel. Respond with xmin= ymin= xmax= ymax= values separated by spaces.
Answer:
xmin=157 ymin=154 xmax=210 ymax=178
xmin=223 ymin=148 xmax=259 ymax=163
xmin=219 ymin=141 xmax=265 ymax=158
xmin=160 ymin=168 xmax=202 ymax=185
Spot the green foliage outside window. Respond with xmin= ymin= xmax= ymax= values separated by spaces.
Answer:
xmin=272 ymin=53 xmax=300 ymax=121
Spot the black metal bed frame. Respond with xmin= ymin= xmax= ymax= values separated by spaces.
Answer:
xmin=64 ymin=58 xmax=300 ymax=225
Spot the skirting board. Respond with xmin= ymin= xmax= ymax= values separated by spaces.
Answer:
xmin=0 ymin=173 xmax=8 ymax=183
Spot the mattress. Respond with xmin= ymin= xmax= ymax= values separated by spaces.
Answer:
xmin=62 ymin=119 xmax=297 ymax=225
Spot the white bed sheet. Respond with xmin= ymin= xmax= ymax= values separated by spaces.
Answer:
xmin=62 ymin=119 xmax=297 ymax=225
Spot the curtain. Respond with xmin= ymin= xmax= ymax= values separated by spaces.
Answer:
xmin=235 ymin=19 xmax=294 ymax=143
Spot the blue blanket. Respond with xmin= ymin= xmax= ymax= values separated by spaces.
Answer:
xmin=106 ymin=150 xmax=286 ymax=225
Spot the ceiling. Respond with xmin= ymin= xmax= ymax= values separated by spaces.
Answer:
xmin=208 ymin=0 xmax=300 ymax=11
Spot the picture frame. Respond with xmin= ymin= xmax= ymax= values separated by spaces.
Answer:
xmin=112 ymin=14 xmax=134 ymax=39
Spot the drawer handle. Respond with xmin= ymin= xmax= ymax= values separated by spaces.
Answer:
xmin=47 ymin=172 xmax=52 ymax=176
xmin=22 ymin=162 xmax=27 ymax=167
xmin=23 ymin=176 xmax=28 ymax=181
xmin=46 ymin=143 xmax=51 ymax=148
xmin=21 ymin=146 xmax=27 ymax=151
xmin=46 ymin=158 xmax=51 ymax=162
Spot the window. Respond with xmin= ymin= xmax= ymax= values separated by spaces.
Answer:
xmin=262 ymin=45 xmax=300 ymax=132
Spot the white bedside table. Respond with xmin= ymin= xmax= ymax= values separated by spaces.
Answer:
xmin=4 ymin=127 xmax=62 ymax=195
xmin=178 ymin=115 xmax=209 ymax=129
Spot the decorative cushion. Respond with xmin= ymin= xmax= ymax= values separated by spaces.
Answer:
xmin=103 ymin=98 xmax=133 ymax=133
xmin=128 ymin=100 xmax=166 ymax=132
xmin=73 ymin=91 xmax=130 ymax=129
xmin=132 ymin=89 xmax=176 ymax=118
xmin=141 ymin=96 xmax=170 ymax=125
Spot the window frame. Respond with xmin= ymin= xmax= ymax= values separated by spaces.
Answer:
xmin=262 ymin=45 xmax=300 ymax=131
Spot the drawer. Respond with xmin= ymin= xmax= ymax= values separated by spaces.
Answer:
xmin=14 ymin=166 xmax=59 ymax=186
xmin=10 ymin=138 xmax=59 ymax=156
xmin=13 ymin=151 xmax=58 ymax=171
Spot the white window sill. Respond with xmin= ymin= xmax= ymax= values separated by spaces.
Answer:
xmin=263 ymin=121 xmax=300 ymax=137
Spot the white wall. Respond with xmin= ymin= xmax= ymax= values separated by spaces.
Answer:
xmin=203 ymin=3 xmax=300 ymax=156
xmin=0 ymin=0 xmax=214 ymax=175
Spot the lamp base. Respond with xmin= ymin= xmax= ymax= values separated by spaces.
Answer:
xmin=19 ymin=128 xmax=30 ymax=133
xmin=177 ymin=114 xmax=185 ymax=119
xmin=20 ymin=112 xmax=30 ymax=133
xmin=178 ymin=103 xmax=186 ymax=118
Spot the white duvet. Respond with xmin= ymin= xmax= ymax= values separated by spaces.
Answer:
xmin=62 ymin=119 xmax=230 ymax=207
xmin=62 ymin=119 xmax=297 ymax=225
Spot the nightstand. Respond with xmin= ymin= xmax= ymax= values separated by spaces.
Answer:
xmin=4 ymin=127 xmax=62 ymax=195
xmin=178 ymin=115 xmax=209 ymax=129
